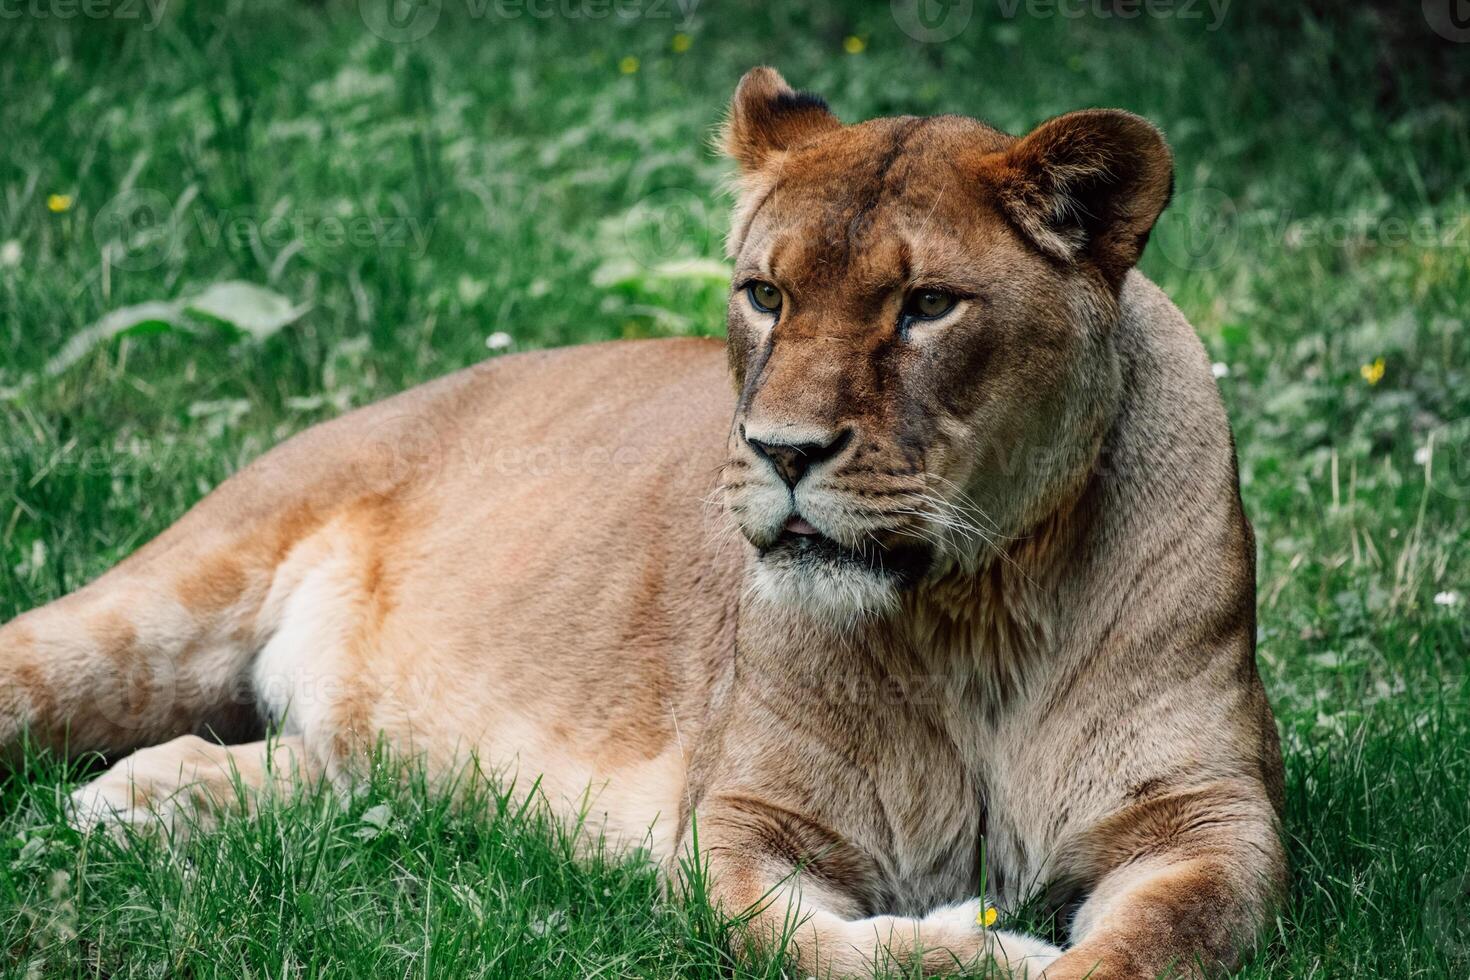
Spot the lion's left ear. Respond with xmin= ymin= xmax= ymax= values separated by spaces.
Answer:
xmin=985 ymin=109 xmax=1173 ymax=284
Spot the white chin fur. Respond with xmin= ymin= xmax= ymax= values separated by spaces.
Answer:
xmin=748 ymin=555 xmax=899 ymax=625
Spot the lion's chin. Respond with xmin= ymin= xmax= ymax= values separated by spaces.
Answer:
xmin=747 ymin=532 xmax=930 ymax=623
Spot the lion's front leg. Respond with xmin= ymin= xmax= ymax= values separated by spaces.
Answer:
xmin=68 ymin=734 xmax=322 ymax=838
xmin=693 ymin=794 xmax=1061 ymax=978
xmin=1044 ymin=780 xmax=1285 ymax=979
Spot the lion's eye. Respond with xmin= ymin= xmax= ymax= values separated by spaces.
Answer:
xmin=747 ymin=281 xmax=783 ymax=315
xmin=904 ymin=289 xmax=957 ymax=320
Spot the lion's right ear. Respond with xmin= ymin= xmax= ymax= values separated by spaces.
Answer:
xmin=723 ymin=67 xmax=840 ymax=173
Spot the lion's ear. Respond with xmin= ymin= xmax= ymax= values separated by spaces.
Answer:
xmin=985 ymin=109 xmax=1173 ymax=284
xmin=723 ymin=67 xmax=840 ymax=173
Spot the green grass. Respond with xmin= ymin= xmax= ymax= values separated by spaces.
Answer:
xmin=1 ymin=2 xmax=1468 ymax=976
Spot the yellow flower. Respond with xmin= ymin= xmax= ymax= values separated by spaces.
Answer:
xmin=843 ymin=35 xmax=866 ymax=55
xmin=671 ymin=33 xmax=691 ymax=53
xmin=619 ymin=55 xmax=640 ymax=75
xmin=47 ymin=194 xmax=73 ymax=213
xmin=976 ymin=904 xmax=999 ymax=928
xmin=1360 ymin=357 xmax=1386 ymax=385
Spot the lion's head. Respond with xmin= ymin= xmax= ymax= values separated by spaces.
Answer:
xmin=718 ymin=68 xmax=1174 ymax=618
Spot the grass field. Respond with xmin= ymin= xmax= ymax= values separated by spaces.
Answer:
xmin=1 ymin=2 xmax=1468 ymax=976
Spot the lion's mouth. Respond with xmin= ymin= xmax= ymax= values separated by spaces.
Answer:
xmin=784 ymin=515 xmax=820 ymax=536
xmin=760 ymin=524 xmax=932 ymax=586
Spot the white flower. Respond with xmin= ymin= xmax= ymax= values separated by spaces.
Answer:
xmin=0 ymin=240 xmax=20 ymax=267
xmin=1414 ymin=446 xmax=1432 ymax=466
xmin=529 ymin=909 xmax=566 ymax=937
xmin=1434 ymin=591 xmax=1461 ymax=607
xmin=485 ymin=331 xmax=513 ymax=351
xmin=457 ymin=275 xmax=488 ymax=305
xmin=1211 ymin=362 xmax=1229 ymax=379
xmin=13 ymin=539 xmax=48 ymax=577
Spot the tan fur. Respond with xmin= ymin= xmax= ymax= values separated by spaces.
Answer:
xmin=1 ymin=69 xmax=1284 ymax=978
xmin=69 ymin=734 xmax=316 ymax=837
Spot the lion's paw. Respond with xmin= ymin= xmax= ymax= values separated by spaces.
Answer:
xmin=921 ymin=898 xmax=1063 ymax=975
xmin=66 ymin=735 xmax=231 ymax=838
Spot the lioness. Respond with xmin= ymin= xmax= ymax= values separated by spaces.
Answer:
xmin=1 ymin=68 xmax=1284 ymax=978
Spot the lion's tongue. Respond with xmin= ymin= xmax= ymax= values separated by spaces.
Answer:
xmin=785 ymin=517 xmax=819 ymax=536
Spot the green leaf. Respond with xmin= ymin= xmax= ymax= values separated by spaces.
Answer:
xmin=44 ymin=300 xmax=186 ymax=378
xmin=184 ymin=281 xmax=310 ymax=341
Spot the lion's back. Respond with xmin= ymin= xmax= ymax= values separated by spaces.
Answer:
xmin=349 ymin=335 xmax=743 ymax=779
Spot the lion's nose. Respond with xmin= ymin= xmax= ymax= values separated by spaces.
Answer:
xmin=746 ymin=428 xmax=852 ymax=489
